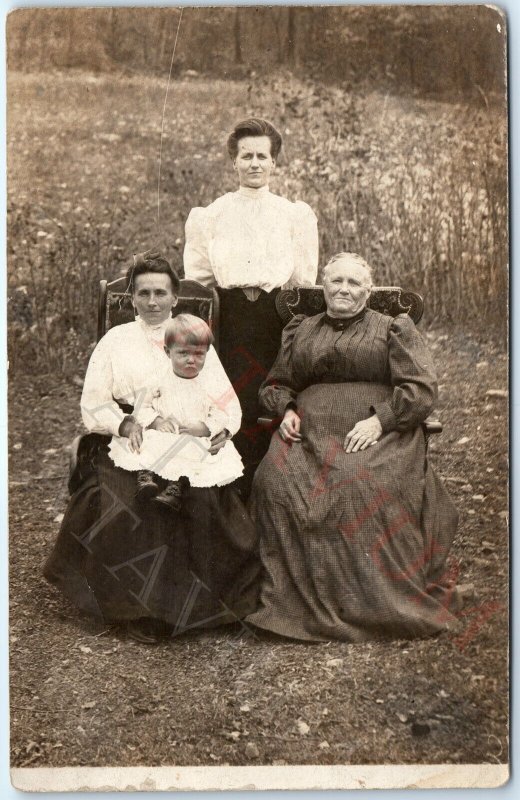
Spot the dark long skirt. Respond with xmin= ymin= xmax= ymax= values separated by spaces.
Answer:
xmin=217 ymin=288 xmax=284 ymax=498
xmin=44 ymin=445 xmax=261 ymax=630
xmin=246 ymin=382 xmax=462 ymax=642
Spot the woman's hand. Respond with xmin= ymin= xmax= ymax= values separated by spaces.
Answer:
xmin=179 ymin=421 xmax=211 ymax=438
xmin=344 ymin=414 xmax=383 ymax=453
xmin=208 ymin=429 xmax=230 ymax=455
xmin=149 ymin=415 xmax=180 ymax=434
xmin=278 ymin=409 xmax=302 ymax=444
xmin=119 ymin=416 xmax=144 ymax=454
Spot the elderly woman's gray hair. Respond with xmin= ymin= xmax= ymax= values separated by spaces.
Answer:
xmin=323 ymin=252 xmax=374 ymax=285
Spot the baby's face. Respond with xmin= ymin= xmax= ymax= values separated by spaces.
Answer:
xmin=166 ymin=342 xmax=208 ymax=379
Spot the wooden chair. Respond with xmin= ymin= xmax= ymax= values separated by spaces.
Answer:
xmin=275 ymin=285 xmax=425 ymax=326
xmin=258 ymin=285 xmax=442 ymax=437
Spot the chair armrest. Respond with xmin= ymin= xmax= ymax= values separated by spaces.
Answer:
xmin=67 ymin=432 xmax=111 ymax=495
xmin=260 ymin=415 xmax=443 ymax=435
xmin=423 ymin=416 xmax=443 ymax=435
xmin=69 ymin=435 xmax=82 ymax=478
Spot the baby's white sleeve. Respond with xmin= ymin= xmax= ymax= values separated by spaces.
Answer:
xmin=202 ymin=347 xmax=242 ymax=436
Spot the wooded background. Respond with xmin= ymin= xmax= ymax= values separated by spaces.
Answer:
xmin=8 ymin=5 xmax=505 ymax=102
xmin=7 ymin=5 xmax=508 ymax=376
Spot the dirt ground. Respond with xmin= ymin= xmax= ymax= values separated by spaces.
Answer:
xmin=8 ymin=326 xmax=508 ymax=768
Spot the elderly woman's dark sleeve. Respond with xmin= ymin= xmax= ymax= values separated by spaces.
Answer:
xmin=259 ymin=314 xmax=306 ymax=417
xmin=371 ymin=314 xmax=438 ymax=432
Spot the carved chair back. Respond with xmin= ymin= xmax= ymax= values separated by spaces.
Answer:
xmin=97 ymin=276 xmax=220 ymax=350
xmin=275 ymin=286 xmax=424 ymax=325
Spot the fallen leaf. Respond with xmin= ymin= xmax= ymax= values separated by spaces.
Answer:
xmin=325 ymin=658 xmax=343 ymax=668
xmin=456 ymin=436 xmax=470 ymax=445
xmin=296 ymin=720 xmax=310 ymax=735
xmin=245 ymin=741 xmax=260 ymax=759
xmin=318 ymin=740 xmax=330 ymax=750
xmin=79 ymin=645 xmax=92 ymax=654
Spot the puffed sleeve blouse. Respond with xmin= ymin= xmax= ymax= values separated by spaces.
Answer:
xmin=184 ymin=185 xmax=319 ymax=291
xmin=80 ymin=318 xmax=242 ymax=438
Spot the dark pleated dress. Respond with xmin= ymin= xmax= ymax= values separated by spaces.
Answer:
xmin=43 ymin=438 xmax=261 ymax=630
xmin=246 ymin=309 xmax=462 ymax=642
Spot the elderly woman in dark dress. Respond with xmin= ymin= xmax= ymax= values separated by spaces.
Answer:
xmin=44 ymin=252 xmax=260 ymax=643
xmin=246 ymin=253 xmax=462 ymax=642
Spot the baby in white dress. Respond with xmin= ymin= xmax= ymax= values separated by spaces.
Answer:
xmin=108 ymin=314 xmax=243 ymax=510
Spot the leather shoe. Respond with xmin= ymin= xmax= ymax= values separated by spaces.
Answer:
xmin=153 ymin=481 xmax=182 ymax=511
xmin=135 ymin=470 xmax=159 ymax=502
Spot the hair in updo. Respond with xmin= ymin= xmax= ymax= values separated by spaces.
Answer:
xmin=227 ymin=117 xmax=283 ymax=161
xmin=164 ymin=314 xmax=214 ymax=350
xmin=323 ymin=252 xmax=374 ymax=284
xmin=126 ymin=250 xmax=180 ymax=295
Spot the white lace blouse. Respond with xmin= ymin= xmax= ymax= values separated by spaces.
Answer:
xmin=80 ymin=317 xmax=241 ymax=438
xmin=184 ymin=186 xmax=319 ymax=292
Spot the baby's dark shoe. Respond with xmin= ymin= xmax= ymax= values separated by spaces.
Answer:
xmin=153 ymin=480 xmax=182 ymax=512
xmin=135 ymin=470 xmax=160 ymax=502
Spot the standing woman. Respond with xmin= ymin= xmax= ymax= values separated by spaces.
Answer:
xmin=184 ymin=117 xmax=319 ymax=495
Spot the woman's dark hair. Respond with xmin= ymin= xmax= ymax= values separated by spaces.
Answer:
xmin=125 ymin=250 xmax=180 ymax=294
xmin=227 ymin=118 xmax=283 ymax=160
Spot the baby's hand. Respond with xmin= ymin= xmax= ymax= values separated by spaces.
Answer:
xmin=179 ymin=421 xmax=211 ymax=437
xmin=158 ymin=417 xmax=180 ymax=434
xmin=149 ymin=416 xmax=180 ymax=434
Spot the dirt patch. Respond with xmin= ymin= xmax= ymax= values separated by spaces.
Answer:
xmin=8 ymin=327 xmax=508 ymax=767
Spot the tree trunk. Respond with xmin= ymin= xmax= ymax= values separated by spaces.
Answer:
xmin=234 ymin=8 xmax=243 ymax=64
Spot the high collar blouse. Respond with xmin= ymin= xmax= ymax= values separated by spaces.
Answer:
xmin=183 ymin=186 xmax=319 ymax=292
xmin=80 ymin=317 xmax=241 ymax=438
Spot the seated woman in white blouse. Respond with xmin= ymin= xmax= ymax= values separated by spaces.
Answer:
xmin=44 ymin=252 xmax=260 ymax=644
xmin=184 ymin=117 xmax=319 ymax=496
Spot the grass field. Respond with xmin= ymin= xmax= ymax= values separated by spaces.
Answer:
xmin=7 ymin=70 xmax=508 ymax=769
xmin=8 ymin=71 xmax=507 ymax=374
